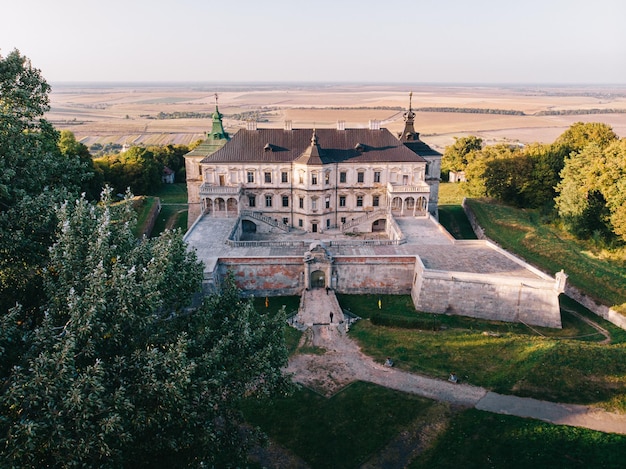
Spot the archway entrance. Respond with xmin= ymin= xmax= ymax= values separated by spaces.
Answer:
xmin=372 ymin=219 xmax=386 ymax=232
xmin=310 ymin=270 xmax=326 ymax=289
xmin=242 ymin=219 xmax=257 ymax=233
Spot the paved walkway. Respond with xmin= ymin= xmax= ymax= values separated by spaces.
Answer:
xmin=185 ymin=215 xmax=544 ymax=278
xmin=287 ymin=292 xmax=626 ymax=436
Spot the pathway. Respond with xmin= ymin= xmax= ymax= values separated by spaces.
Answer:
xmin=287 ymin=293 xmax=626 ymax=436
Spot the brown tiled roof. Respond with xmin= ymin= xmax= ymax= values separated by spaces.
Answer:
xmin=200 ymin=128 xmax=428 ymax=165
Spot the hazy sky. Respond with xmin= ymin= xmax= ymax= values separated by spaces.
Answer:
xmin=2 ymin=0 xmax=625 ymax=84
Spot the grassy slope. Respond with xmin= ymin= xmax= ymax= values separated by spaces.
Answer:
xmin=466 ymin=198 xmax=626 ymax=310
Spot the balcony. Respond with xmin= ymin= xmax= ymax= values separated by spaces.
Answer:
xmin=386 ymin=182 xmax=430 ymax=195
xmin=199 ymin=183 xmax=242 ymax=196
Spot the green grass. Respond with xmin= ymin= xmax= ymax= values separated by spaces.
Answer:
xmin=437 ymin=182 xmax=626 ymax=312
xmin=348 ymin=317 xmax=626 ymax=411
xmin=335 ymin=293 xmax=626 ymax=409
xmin=148 ymin=182 xmax=188 ymax=203
xmin=241 ymin=382 xmax=435 ymax=469
xmin=466 ymin=198 xmax=626 ymax=311
xmin=150 ymin=203 xmax=188 ymax=236
xmin=410 ymin=408 xmax=626 ymax=469
xmin=131 ymin=196 xmax=158 ymax=238
xmin=438 ymin=204 xmax=477 ymax=239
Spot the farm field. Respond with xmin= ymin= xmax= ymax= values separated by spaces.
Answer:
xmin=48 ymin=83 xmax=626 ymax=152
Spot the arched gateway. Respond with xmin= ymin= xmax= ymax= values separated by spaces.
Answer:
xmin=310 ymin=270 xmax=326 ymax=289
xmin=303 ymin=242 xmax=334 ymax=290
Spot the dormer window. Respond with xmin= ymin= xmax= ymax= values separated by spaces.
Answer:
xmin=355 ymin=143 xmax=364 ymax=151
xmin=264 ymin=143 xmax=272 ymax=152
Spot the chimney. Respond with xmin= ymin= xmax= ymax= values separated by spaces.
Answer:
xmin=284 ymin=120 xmax=292 ymax=131
xmin=337 ymin=120 xmax=345 ymax=131
xmin=369 ymin=119 xmax=380 ymax=130
xmin=246 ymin=120 xmax=257 ymax=131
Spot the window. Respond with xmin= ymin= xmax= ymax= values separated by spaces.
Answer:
xmin=339 ymin=171 xmax=347 ymax=183
xmin=264 ymin=172 xmax=272 ymax=183
xmin=248 ymin=195 xmax=256 ymax=207
xmin=374 ymin=171 xmax=381 ymax=183
xmin=326 ymin=219 xmax=330 ymax=228
xmin=325 ymin=197 xmax=330 ymax=209
xmin=312 ymin=173 xmax=318 ymax=185
xmin=265 ymin=195 xmax=272 ymax=207
xmin=339 ymin=196 xmax=346 ymax=207
xmin=356 ymin=195 xmax=363 ymax=207
xmin=373 ymin=195 xmax=380 ymax=207
xmin=282 ymin=217 xmax=289 ymax=225
xmin=282 ymin=195 xmax=289 ymax=207
xmin=312 ymin=223 xmax=318 ymax=233
xmin=341 ymin=217 xmax=346 ymax=224
xmin=247 ymin=171 xmax=254 ymax=183
xmin=312 ymin=199 xmax=317 ymax=210
xmin=298 ymin=219 xmax=303 ymax=227
xmin=357 ymin=172 xmax=364 ymax=183
xmin=281 ymin=171 xmax=288 ymax=183
xmin=403 ymin=175 xmax=409 ymax=185
xmin=299 ymin=197 xmax=304 ymax=209
xmin=325 ymin=172 xmax=330 ymax=184
xmin=299 ymin=173 xmax=304 ymax=184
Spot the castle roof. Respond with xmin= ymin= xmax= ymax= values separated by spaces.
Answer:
xmin=200 ymin=127 xmax=428 ymax=165
xmin=185 ymin=101 xmax=230 ymax=158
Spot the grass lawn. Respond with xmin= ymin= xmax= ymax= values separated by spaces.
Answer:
xmin=465 ymin=198 xmax=626 ymax=312
xmin=241 ymin=382 xmax=436 ymax=469
xmin=148 ymin=182 xmax=188 ymax=203
xmin=338 ymin=293 xmax=626 ymax=411
xmin=410 ymin=408 xmax=626 ymax=469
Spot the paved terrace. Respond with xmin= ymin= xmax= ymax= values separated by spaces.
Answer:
xmin=184 ymin=215 xmax=544 ymax=280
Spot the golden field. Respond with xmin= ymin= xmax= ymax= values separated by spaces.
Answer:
xmin=48 ymin=83 xmax=626 ymax=152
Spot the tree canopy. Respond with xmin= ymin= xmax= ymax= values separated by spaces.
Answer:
xmin=1 ymin=50 xmax=291 ymax=466
xmin=1 ymin=191 xmax=290 ymax=467
xmin=0 ymin=50 xmax=95 ymax=314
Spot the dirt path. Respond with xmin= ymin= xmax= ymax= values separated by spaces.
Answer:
xmin=287 ymin=322 xmax=626 ymax=435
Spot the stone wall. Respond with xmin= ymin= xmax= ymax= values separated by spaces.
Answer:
xmin=412 ymin=264 xmax=562 ymax=328
xmin=463 ymin=198 xmax=626 ymax=331
xmin=333 ymin=256 xmax=415 ymax=295
xmin=217 ymin=257 xmax=303 ymax=296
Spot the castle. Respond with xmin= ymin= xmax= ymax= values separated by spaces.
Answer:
xmin=183 ymin=98 xmax=565 ymax=328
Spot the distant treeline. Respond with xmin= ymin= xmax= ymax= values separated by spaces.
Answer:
xmin=142 ymin=107 xmax=626 ymax=121
xmin=153 ymin=112 xmax=215 ymax=119
xmin=535 ymin=108 xmax=626 ymax=116
xmin=415 ymin=107 xmax=525 ymax=115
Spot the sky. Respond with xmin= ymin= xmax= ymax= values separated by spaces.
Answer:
xmin=1 ymin=0 xmax=625 ymax=84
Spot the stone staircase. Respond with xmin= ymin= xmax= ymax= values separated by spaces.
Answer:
xmin=293 ymin=288 xmax=344 ymax=329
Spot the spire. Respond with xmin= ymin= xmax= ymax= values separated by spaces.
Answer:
xmin=209 ymin=93 xmax=229 ymax=141
xmin=295 ymin=128 xmax=323 ymax=165
xmin=399 ymin=91 xmax=418 ymax=142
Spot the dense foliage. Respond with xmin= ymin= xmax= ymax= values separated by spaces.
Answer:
xmin=1 ymin=191 xmax=290 ymax=467
xmin=442 ymin=122 xmax=624 ymax=242
xmin=94 ymin=143 xmax=188 ymax=195
xmin=1 ymin=50 xmax=290 ymax=468
xmin=0 ymin=50 xmax=95 ymax=314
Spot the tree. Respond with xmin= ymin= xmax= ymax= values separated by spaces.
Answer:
xmin=555 ymin=122 xmax=618 ymax=154
xmin=441 ymin=135 xmax=483 ymax=178
xmin=1 ymin=190 xmax=291 ymax=467
xmin=94 ymin=146 xmax=162 ymax=195
xmin=555 ymin=143 xmax=613 ymax=239
xmin=595 ymin=138 xmax=626 ymax=242
xmin=0 ymin=50 xmax=93 ymax=314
